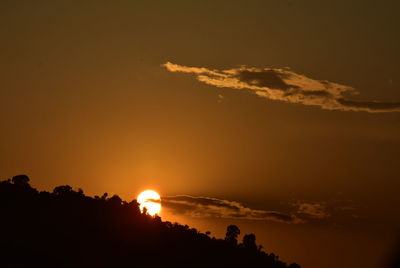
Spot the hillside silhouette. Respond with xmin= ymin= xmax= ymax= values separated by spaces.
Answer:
xmin=0 ymin=175 xmax=301 ymax=268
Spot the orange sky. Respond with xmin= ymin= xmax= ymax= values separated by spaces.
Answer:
xmin=1 ymin=1 xmax=400 ymax=268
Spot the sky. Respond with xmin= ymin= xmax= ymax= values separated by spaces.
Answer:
xmin=1 ymin=1 xmax=400 ymax=267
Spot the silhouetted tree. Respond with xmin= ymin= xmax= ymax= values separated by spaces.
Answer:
xmin=142 ymin=206 xmax=148 ymax=215
xmin=11 ymin=174 xmax=30 ymax=187
xmin=108 ymin=194 xmax=122 ymax=206
xmin=242 ymin=233 xmax=257 ymax=250
xmin=225 ymin=224 xmax=240 ymax=245
xmin=53 ymin=185 xmax=73 ymax=195
xmin=101 ymin=192 xmax=108 ymax=200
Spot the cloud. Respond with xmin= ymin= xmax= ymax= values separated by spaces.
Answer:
xmin=293 ymin=202 xmax=330 ymax=219
xmin=162 ymin=195 xmax=302 ymax=223
xmin=163 ymin=62 xmax=400 ymax=113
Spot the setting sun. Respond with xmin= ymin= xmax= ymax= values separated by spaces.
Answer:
xmin=137 ymin=190 xmax=161 ymax=216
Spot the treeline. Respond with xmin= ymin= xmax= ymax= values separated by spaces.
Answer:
xmin=0 ymin=175 xmax=301 ymax=268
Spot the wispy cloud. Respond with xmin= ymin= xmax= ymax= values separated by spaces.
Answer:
xmin=293 ymin=201 xmax=330 ymax=219
xmin=163 ymin=62 xmax=400 ymax=113
xmin=162 ymin=195 xmax=302 ymax=223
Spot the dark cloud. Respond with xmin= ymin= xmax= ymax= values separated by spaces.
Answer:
xmin=163 ymin=62 xmax=400 ymax=113
xmin=293 ymin=202 xmax=330 ymax=220
xmin=337 ymin=98 xmax=400 ymax=111
xmin=162 ymin=195 xmax=302 ymax=223
xmin=237 ymin=70 xmax=295 ymax=90
xmin=298 ymin=90 xmax=332 ymax=97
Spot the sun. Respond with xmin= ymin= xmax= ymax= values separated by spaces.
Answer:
xmin=137 ymin=190 xmax=161 ymax=216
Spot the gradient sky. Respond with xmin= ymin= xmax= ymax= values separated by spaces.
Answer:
xmin=1 ymin=1 xmax=400 ymax=268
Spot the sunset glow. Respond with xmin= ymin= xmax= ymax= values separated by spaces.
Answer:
xmin=2 ymin=2 xmax=399 ymax=267
xmin=137 ymin=190 xmax=161 ymax=216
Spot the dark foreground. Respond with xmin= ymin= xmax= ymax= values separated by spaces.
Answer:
xmin=0 ymin=175 xmax=301 ymax=268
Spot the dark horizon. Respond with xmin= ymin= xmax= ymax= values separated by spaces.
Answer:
xmin=1 ymin=175 xmax=303 ymax=268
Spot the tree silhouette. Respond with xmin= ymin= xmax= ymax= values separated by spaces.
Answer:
xmin=0 ymin=175 xmax=301 ymax=268
xmin=225 ymin=224 xmax=240 ymax=245
xmin=53 ymin=185 xmax=73 ymax=195
xmin=11 ymin=174 xmax=30 ymax=187
xmin=108 ymin=194 xmax=123 ymax=206
xmin=242 ymin=233 xmax=257 ymax=250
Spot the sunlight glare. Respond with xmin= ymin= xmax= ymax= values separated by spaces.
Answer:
xmin=137 ymin=190 xmax=161 ymax=216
